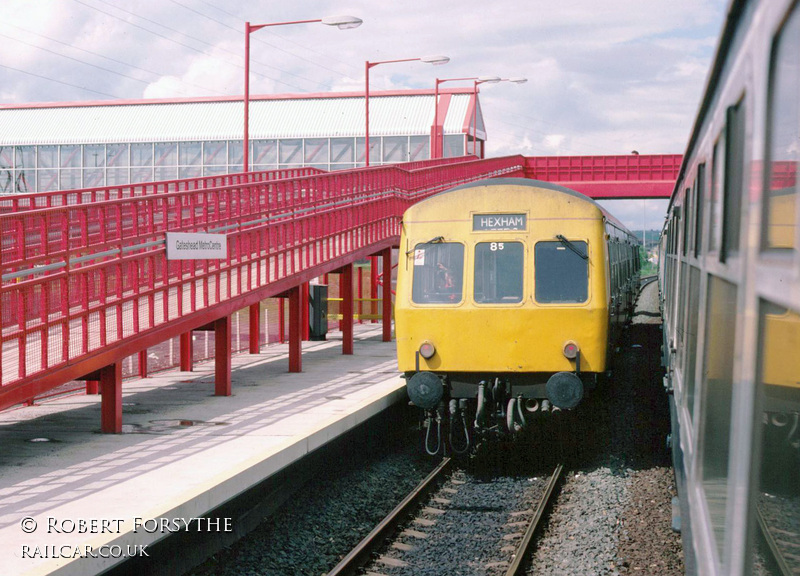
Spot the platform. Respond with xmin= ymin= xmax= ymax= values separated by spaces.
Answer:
xmin=0 ymin=325 xmax=404 ymax=576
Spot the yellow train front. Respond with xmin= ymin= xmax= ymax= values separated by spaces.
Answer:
xmin=395 ymin=178 xmax=639 ymax=454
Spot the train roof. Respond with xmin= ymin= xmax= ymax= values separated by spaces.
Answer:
xmin=424 ymin=177 xmax=637 ymax=240
xmin=669 ymin=0 xmax=746 ymax=211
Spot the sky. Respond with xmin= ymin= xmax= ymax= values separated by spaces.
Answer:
xmin=0 ymin=0 xmax=731 ymax=232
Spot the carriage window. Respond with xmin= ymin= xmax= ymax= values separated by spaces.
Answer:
xmin=683 ymin=188 xmax=692 ymax=256
xmin=535 ymin=240 xmax=588 ymax=303
xmin=474 ymin=242 xmax=523 ymax=304
xmin=749 ymin=302 xmax=800 ymax=574
xmin=710 ymin=137 xmax=725 ymax=252
xmin=722 ymin=99 xmax=745 ymax=260
xmin=763 ymin=5 xmax=799 ymax=251
xmin=695 ymin=164 xmax=706 ymax=257
xmin=700 ymin=275 xmax=738 ymax=557
xmin=684 ymin=266 xmax=701 ymax=419
xmin=411 ymin=242 xmax=464 ymax=304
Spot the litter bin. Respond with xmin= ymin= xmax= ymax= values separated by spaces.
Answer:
xmin=309 ymin=284 xmax=328 ymax=340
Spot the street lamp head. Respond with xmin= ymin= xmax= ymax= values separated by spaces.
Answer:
xmin=477 ymin=76 xmax=502 ymax=83
xmin=421 ymin=55 xmax=450 ymax=65
xmin=507 ymin=77 xmax=528 ymax=84
xmin=321 ymin=15 xmax=363 ymax=29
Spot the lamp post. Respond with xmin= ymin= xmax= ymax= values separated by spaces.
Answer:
xmin=243 ymin=16 xmax=360 ymax=356
xmin=364 ymin=55 xmax=449 ymax=167
xmin=471 ymin=76 xmax=527 ymax=157
xmin=244 ymin=15 xmax=362 ymax=173
xmin=432 ymin=76 xmax=500 ymax=159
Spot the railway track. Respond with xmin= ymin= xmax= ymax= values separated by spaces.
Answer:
xmin=326 ymin=461 xmax=565 ymax=576
xmin=639 ymin=274 xmax=658 ymax=289
xmin=326 ymin=457 xmax=453 ymax=576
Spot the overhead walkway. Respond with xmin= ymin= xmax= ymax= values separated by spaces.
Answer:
xmin=0 ymin=153 xmax=680 ymax=432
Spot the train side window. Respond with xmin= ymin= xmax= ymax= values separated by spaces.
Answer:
xmin=534 ymin=240 xmax=588 ymax=304
xmin=699 ymin=275 xmax=738 ymax=558
xmin=762 ymin=5 xmax=799 ymax=252
xmin=748 ymin=302 xmax=800 ymax=573
xmin=722 ymin=99 xmax=746 ymax=261
xmin=684 ymin=266 xmax=702 ymax=419
xmin=683 ymin=187 xmax=695 ymax=257
xmin=473 ymin=242 xmax=524 ymax=304
xmin=710 ymin=137 xmax=725 ymax=253
xmin=695 ymin=164 xmax=706 ymax=257
xmin=411 ymin=242 xmax=464 ymax=304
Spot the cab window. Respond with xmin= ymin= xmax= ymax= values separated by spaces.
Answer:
xmin=411 ymin=242 xmax=464 ymax=304
xmin=535 ymin=240 xmax=588 ymax=303
xmin=474 ymin=242 xmax=523 ymax=303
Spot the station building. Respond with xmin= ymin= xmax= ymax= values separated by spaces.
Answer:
xmin=0 ymin=87 xmax=486 ymax=195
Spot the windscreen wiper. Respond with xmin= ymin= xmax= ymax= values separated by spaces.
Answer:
xmin=556 ymin=234 xmax=588 ymax=260
xmin=406 ymin=236 xmax=444 ymax=255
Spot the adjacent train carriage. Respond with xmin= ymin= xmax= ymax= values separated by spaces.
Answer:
xmin=659 ymin=0 xmax=800 ymax=573
xmin=395 ymin=178 xmax=639 ymax=454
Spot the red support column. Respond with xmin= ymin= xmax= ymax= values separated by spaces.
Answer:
xmin=382 ymin=248 xmax=393 ymax=342
xmin=86 ymin=380 xmax=99 ymax=395
xmin=341 ymin=264 xmax=354 ymax=355
xmin=370 ymin=256 xmax=378 ymax=323
xmin=279 ymin=298 xmax=285 ymax=343
xmin=357 ymin=266 xmax=363 ymax=324
xmin=301 ymin=282 xmax=310 ymax=341
xmin=100 ymin=362 xmax=122 ymax=434
xmin=138 ymin=350 xmax=148 ymax=378
xmin=180 ymin=331 xmax=193 ymax=371
xmin=249 ymin=302 xmax=260 ymax=353
xmin=288 ymin=286 xmax=302 ymax=372
xmin=215 ymin=315 xmax=232 ymax=396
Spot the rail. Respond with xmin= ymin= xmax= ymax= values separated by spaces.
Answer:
xmin=506 ymin=463 xmax=565 ymax=576
xmin=326 ymin=457 xmax=452 ymax=576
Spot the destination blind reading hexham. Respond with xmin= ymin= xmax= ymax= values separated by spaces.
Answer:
xmin=472 ymin=213 xmax=527 ymax=231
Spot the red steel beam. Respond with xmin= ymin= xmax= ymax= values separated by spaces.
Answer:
xmin=138 ymin=350 xmax=148 ymax=378
xmin=381 ymin=248 xmax=392 ymax=343
xmin=553 ymin=180 xmax=676 ymax=199
xmin=180 ymin=332 xmax=193 ymax=372
xmin=100 ymin=362 xmax=122 ymax=434
xmin=288 ymin=286 xmax=302 ymax=373
xmin=249 ymin=303 xmax=260 ymax=354
xmin=215 ymin=315 xmax=232 ymax=396
xmin=340 ymin=264 xmax=354 ymax=355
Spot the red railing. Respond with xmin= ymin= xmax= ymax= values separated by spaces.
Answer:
xmin=0 ymin=167 xmax=326 ymax=213
xmin=0 ymin=156 xmax=524 ymax=408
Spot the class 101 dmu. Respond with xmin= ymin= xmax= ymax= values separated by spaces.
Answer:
xmin=394 ymin=178 xmax=639 ymax=455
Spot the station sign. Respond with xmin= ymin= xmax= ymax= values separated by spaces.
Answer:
xmin=165 ymin=232 xmax=227 ymax=260
xmin=472 ymin=213 xmax=527 ymax=231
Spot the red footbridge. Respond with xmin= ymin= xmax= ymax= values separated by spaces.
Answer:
xmin=0 ymin=153 xmax=680 ymax=432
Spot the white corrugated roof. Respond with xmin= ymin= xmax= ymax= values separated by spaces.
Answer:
xmin=0 ymin=92 xmax=478 ymax=145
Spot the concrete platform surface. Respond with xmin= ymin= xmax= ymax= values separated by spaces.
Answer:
xmin=0 ymin=325 xmax=404 ymax=576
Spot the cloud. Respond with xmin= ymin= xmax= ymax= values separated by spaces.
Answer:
xmin=0 ymin=0 xmax=729 ymax=230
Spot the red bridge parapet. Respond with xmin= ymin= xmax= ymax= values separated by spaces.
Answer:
xmin=524 ymin=154 xmax=682 ymax=199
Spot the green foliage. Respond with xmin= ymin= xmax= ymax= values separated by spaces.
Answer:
xmin=639 ymin=246 xmax=657 ymax=276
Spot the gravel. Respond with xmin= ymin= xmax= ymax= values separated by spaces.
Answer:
xmin=185 ymin=436 xmax=435 ymax=576
xmin=527 ymin=281 xmax=683 ymax=575
xmin=183 ymin=281 xmax=683 ymax=576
